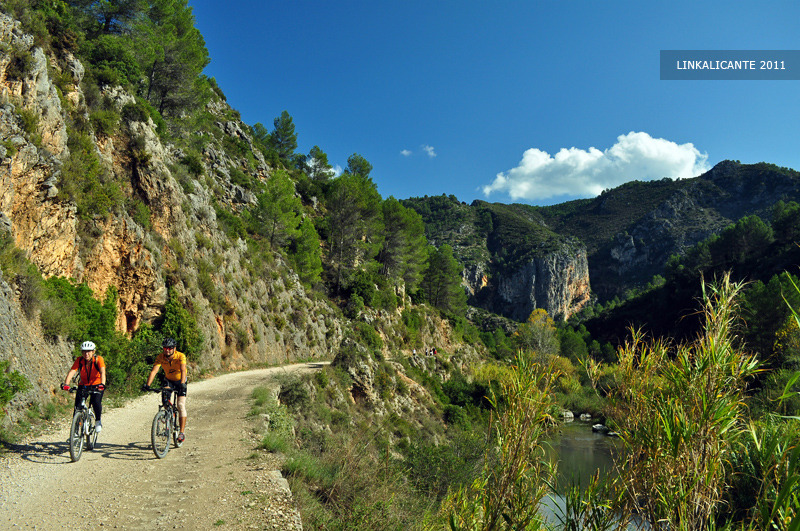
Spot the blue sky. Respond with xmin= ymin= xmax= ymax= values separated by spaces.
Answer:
xmin=188 ymin=1 xmax=800 ymax=206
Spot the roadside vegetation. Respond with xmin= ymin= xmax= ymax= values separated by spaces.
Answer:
xmin=251 ymin=274 xmax=799 ymax=530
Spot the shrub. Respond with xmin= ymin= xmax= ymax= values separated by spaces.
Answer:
xmin=403 ymin=431 xmax=485 ymax=501
xmin=344 ymin=293 xmax=364 ymax=319
xmin=0 ymin=360 xmax=32 ymax=407
xmin=443 ymin=404 xmax=471 ymax=430
xmin=353 ymin=322 xmax=382 ymax=351
xmin=58 ymin=131 xmax=123 ymax=219
xmin=181 ymin=153 xmax=204 ymax=177
xmin=279 ymin=378 xmax=311 ymax=412
xmin=89 ymin=109 xmax=119 ymax=138
xmin=6 ymin=44 xmax=35 ymax=80
xmin=129 ymin=200 xmax=151 ymax=230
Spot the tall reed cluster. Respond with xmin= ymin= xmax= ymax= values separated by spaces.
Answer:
xmin=429 ymin=352 xmax=559 ymax=531
xmin=607 ymin=274 xmax=760 ymax=529
xmin=600 ymin=273 xmax=799 ymax=531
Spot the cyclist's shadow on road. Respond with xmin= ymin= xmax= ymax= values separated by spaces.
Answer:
xmin=6 ymin=439 xmax=163 ymax=464
xmin=98 ymin=441 xmax=163 ymax=461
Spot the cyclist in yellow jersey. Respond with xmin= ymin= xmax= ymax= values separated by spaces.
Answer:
xmin=144 ymin=337 xmax=188 ymax=442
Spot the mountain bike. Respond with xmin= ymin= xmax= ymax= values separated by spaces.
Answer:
xmin=64 ymin=386 xmax=101 ymax=462
xmin=148 ymin=386 xmax=184 ymax=458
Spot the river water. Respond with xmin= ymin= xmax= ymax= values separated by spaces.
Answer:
xmin=539 ymin=419 xmax=624 ymax=527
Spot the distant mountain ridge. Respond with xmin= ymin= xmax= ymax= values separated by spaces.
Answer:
xmin=405 ymin=160 xmax=800 ymax=319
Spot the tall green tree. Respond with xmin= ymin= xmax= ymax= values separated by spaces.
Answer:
xmin=70 ymin=0 xmax=145 ymax=35
xmin=715 ymin=215 xmax=773 ymax=266
xmin=291 ymin=218 xmax=323 ymax=286
xmin=378 ymin=197 xmax=428 ymax=292
xmin=742 ymin=272 xmax=800 ymax=364
xmin=250 ymin=170 xmax=301 ymax=249
xmin=137 ymin=0 xmax=210 ymax=116
xmin=344 ymin=153 xmax=372 ymax=178
xmin=772 ymin=200 xmax=800 ymax=245
xmin=268 ymin=110 xmax=297 ymax=164
xmin=302 ymin=145 xmax=334 ymax=181
xmin=420 ymin=244 xmax=466 ymax=315
xmin=325 ymin=172 xmax=383 ymax=293
xmin=160 ymin=287 xmax=203 ymax=360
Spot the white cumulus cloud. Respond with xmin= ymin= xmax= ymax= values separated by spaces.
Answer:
xmin=481 ymin=131 xmax=709 ymax=202
xmin=422 ymin=145 xmax=436 ymax=158
xmin=401 ymin=149 xmax=412 ymax=157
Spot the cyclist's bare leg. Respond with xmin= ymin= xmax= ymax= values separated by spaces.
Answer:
xmin=176 ymin=396 xmax=187 ymax=433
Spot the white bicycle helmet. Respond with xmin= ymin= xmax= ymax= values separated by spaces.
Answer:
xmin=80 ymin=341 xmax=96 ymax=351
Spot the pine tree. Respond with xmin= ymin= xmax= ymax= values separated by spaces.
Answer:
xmin=250 ymin=170 xmax=301 ymax=249
xmin=305 ymin=145 xmax=334 ymax=181
xmin=269 ymin=110 xmax=298 ymax=164
xmin=378 ymin=197 xmax=428 ymax=292
xmin=421 ymin=244 xmax=466 ymax=315
xmin=292 ymin=218 xmax=323 ymax=286
xmin=325 ymin=172 xmax=383 ymax=293
xmin=138 ymin=0 xmax=211 ymax=116
xmin=344 ymin=153 xmax=372 ymax=178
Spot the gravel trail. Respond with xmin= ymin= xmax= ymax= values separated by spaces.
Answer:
xmin=0 ymin=362 xmax=324 ymax=530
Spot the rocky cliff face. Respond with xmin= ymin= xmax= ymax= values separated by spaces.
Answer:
xmin=463 ymin=240 xmax=591 ymax=322
xmin=405 ymin=195 xmax=592 ymax=323
xmin=494 ymin=243 xmax=591 ymax=321
xmin=0 ymin=13 xmax=341 ymax=375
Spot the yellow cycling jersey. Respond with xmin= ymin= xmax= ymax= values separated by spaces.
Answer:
xmin=154 ymin=350 xmax=187 ymax=382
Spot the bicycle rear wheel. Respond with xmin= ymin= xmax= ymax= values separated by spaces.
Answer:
xmin=86 ymin=412 xmax=98 ymax=451
xmin=151 ymin=409 xmax=170 ymax=459
xmin=69 ymin=412 xmax=85 ymax=462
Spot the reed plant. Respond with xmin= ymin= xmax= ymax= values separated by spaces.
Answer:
xmin=607 ymin=273 xmax=761 ymax=530
xmin=429 ymin=351 xmax=559 ymax=531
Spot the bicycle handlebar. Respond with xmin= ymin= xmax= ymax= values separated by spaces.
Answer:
xmin=65 ymin=385 xmax=103 ymax=394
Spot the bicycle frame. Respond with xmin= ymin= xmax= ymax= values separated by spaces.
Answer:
xmin=67 ymin=386 xmax=100 ymax=462
xmin=150 ymin=386 xmax=184 ymax=458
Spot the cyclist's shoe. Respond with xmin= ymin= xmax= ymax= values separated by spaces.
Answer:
xmin=95 ymin=421 xmax=102 ymax=433
xmin=177 ymin=432 xmax=185 ymax=443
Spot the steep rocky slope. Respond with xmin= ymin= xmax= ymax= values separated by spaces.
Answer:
xmin=408 ymin=161 xmax=800 ymax=311
xmin=0 ymin=12 xmax=482 ymax=423
xmin=0 ymin=12 xmax=338 ymax=370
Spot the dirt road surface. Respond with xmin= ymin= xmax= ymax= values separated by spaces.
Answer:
xmin=0 ymin=362 xmax=326 ymax=530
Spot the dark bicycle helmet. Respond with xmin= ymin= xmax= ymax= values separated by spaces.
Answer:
xmin=162 ymin=337 xmax=177 ymax=348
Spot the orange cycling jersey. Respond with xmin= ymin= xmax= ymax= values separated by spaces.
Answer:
xmin=70 ymin=356 xmax=105 ymax=385
xmin=154 ymin=350 xmax=187 ymax=382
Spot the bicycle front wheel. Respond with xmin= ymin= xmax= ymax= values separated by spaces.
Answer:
xmin=69 ymin=412 xmax=85 ymax=462
xmin=151 ymin=409 xmax=170 ymax=459
xmin=86 ymin=412 xmax=98 ymax=451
